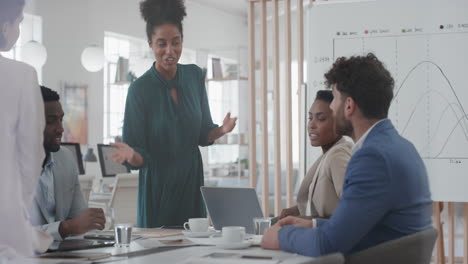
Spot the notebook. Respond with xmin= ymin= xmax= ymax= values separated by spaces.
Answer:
xmin=46 ymin=239 xmax=114 ymax=252
xmin=39 ymin=251 xmax=112 ymax=260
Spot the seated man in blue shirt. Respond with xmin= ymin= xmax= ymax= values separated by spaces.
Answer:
xmin=261 ymin=53 xmax=433 ymax=256
xmin=30 ymin=86 xmax=105 ymax=240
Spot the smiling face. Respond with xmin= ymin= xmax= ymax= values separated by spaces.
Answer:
xmin=149 ymin=23 xmax=182 ymax=78
xmin=307 ymin=99 xmax=339 ymax=147
xmin=43 ymin=101 xmax=64 ymax=153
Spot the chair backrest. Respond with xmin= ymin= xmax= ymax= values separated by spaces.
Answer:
xmin=110 ymin=173 xmax=139 ymax=226
xmin=78 ymin=174 xmax=95 ymax=202
xmin=345 ymin=228 xmax=438 ymax=264
xmin=307 ymin=253 xmax=345 ymax=264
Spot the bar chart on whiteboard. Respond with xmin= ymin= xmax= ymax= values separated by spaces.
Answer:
xmin=306 ymin=0 xmax=468 ymax=201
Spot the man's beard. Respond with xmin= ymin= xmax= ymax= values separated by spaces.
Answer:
xmin=335 ymin=111 xmax=353 ymax=137
xmin=44 ymin=143 xmax=60 ymax=153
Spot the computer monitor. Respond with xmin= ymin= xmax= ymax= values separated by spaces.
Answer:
xmin=60 ymin=142 xmax=85 ymax=174
xmin=97 ymin=144 xmax=130 ymax=177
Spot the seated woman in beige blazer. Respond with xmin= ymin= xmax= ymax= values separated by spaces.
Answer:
xmin=280 ymin=90 xmax=352 ymax=220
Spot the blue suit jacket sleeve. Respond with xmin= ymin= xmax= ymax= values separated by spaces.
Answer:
xmin=279 ymin=146 xmax=392 ymax=257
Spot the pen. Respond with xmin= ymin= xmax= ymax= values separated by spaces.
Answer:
xmin=241 ymin=255 xmax=273 ymax=260
xmin=159 ymin=239 xmax=186 ymax=244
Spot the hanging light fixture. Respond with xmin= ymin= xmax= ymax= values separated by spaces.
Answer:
xmin=21 ymin=40 xmax=47 ymax=68
xmin=21 ymin=15 xmax=47 ymax=69
xmin=81 ymin=45 xmax=104 ymax=72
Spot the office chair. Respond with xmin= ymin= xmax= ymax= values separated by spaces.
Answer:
xmin=307 ymin=253 xmax=345 ymax=264
xmin=345 ymin=228 xmax=438 ymax=264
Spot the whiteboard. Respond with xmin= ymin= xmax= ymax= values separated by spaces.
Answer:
xmin=305 ymin=0 xmax=468 ymax=202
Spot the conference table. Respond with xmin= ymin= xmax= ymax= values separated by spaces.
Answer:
xmin=30 ymin=229 xmax=315 ymax=264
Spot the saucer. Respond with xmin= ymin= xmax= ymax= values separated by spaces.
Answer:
xmin=215 ymin=240 xmax=252 ymax=250
xmin=246 ymin=235 xmax=263 ymax=246
xmin=182 ymin=230 xmax=217 ymax=238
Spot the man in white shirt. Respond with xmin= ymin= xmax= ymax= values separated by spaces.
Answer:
xmin=30 ymin=86 xmax=106 ymax=240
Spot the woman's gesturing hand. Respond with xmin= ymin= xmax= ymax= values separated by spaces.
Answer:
xmin=109 ymin=142 xmax=135 ymax=164
xmin=221 ymin=112 xmax=237 ymax=134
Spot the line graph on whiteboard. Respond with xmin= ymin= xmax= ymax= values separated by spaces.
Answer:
xmin=332 ymin=31 xmax=468 ymax=161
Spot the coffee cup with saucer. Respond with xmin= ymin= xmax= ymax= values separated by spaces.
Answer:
xmin=182 ymin=218 xmax=216 ymax=238
xmin=215 ymin=226 xmax=251 ymax=249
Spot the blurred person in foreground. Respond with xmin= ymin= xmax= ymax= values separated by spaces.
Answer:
xmin=0 ymin=0 xmax=52 ymax=258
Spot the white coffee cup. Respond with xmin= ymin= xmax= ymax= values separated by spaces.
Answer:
xmin=183 ymin=218 xmax=209 ymax=232
xmin=222 ymin=226 xmax=246 ymax=244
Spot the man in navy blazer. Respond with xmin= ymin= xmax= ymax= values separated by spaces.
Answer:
xmin=261 ymin=53 xmax=433 ymax=257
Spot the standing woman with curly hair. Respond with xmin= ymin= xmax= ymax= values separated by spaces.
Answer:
xmin=110 ymin=0 xmax=237 ymax=228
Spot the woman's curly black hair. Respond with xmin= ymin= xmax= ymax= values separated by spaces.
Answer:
xmin=315 ymin=90 xmax=333 ymax=104
xmin=140 ymin=0 xmax=187 ymax=41
xmin=324 ymin=53 xmax=394 ymax=120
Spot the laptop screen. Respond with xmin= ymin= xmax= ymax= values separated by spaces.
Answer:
xmin=200 ymin=187 xmax=264 ymax=234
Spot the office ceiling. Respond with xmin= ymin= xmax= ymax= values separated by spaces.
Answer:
xmin=190 ymin=0 xmax=248 ymax=18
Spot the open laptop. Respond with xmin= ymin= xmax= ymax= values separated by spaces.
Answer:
xmin=200 ymin=187 xmax=264 ymax=234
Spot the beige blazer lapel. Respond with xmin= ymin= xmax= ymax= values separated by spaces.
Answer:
xmin=297 ymin=155 xmax=323 ymax=216
xmin=309 ymin=153 xmax=327 ymax=196
xmin=307 ymin=155 xmax=327 ymax=216
xmin=308 ymin=138 xmax=352 ymax=218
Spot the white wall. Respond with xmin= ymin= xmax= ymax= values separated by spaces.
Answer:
xmin=27 ymin=0 xmax=248 ymax=150
xmin=23 ymin=0 xmax=36 ymax=14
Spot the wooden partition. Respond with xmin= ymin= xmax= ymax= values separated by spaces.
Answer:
xmin=272 ymin=0 xmax=282 ymax=215
xmin=259 ymin=0 xmax=269 ymax=217
xmin=248 ymin=1 xmax=257 ymax=190
xmin=248 ymin=0 xmax=305 ymax=216
xmin=433 ymin=202 xmax=468 ymax=264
